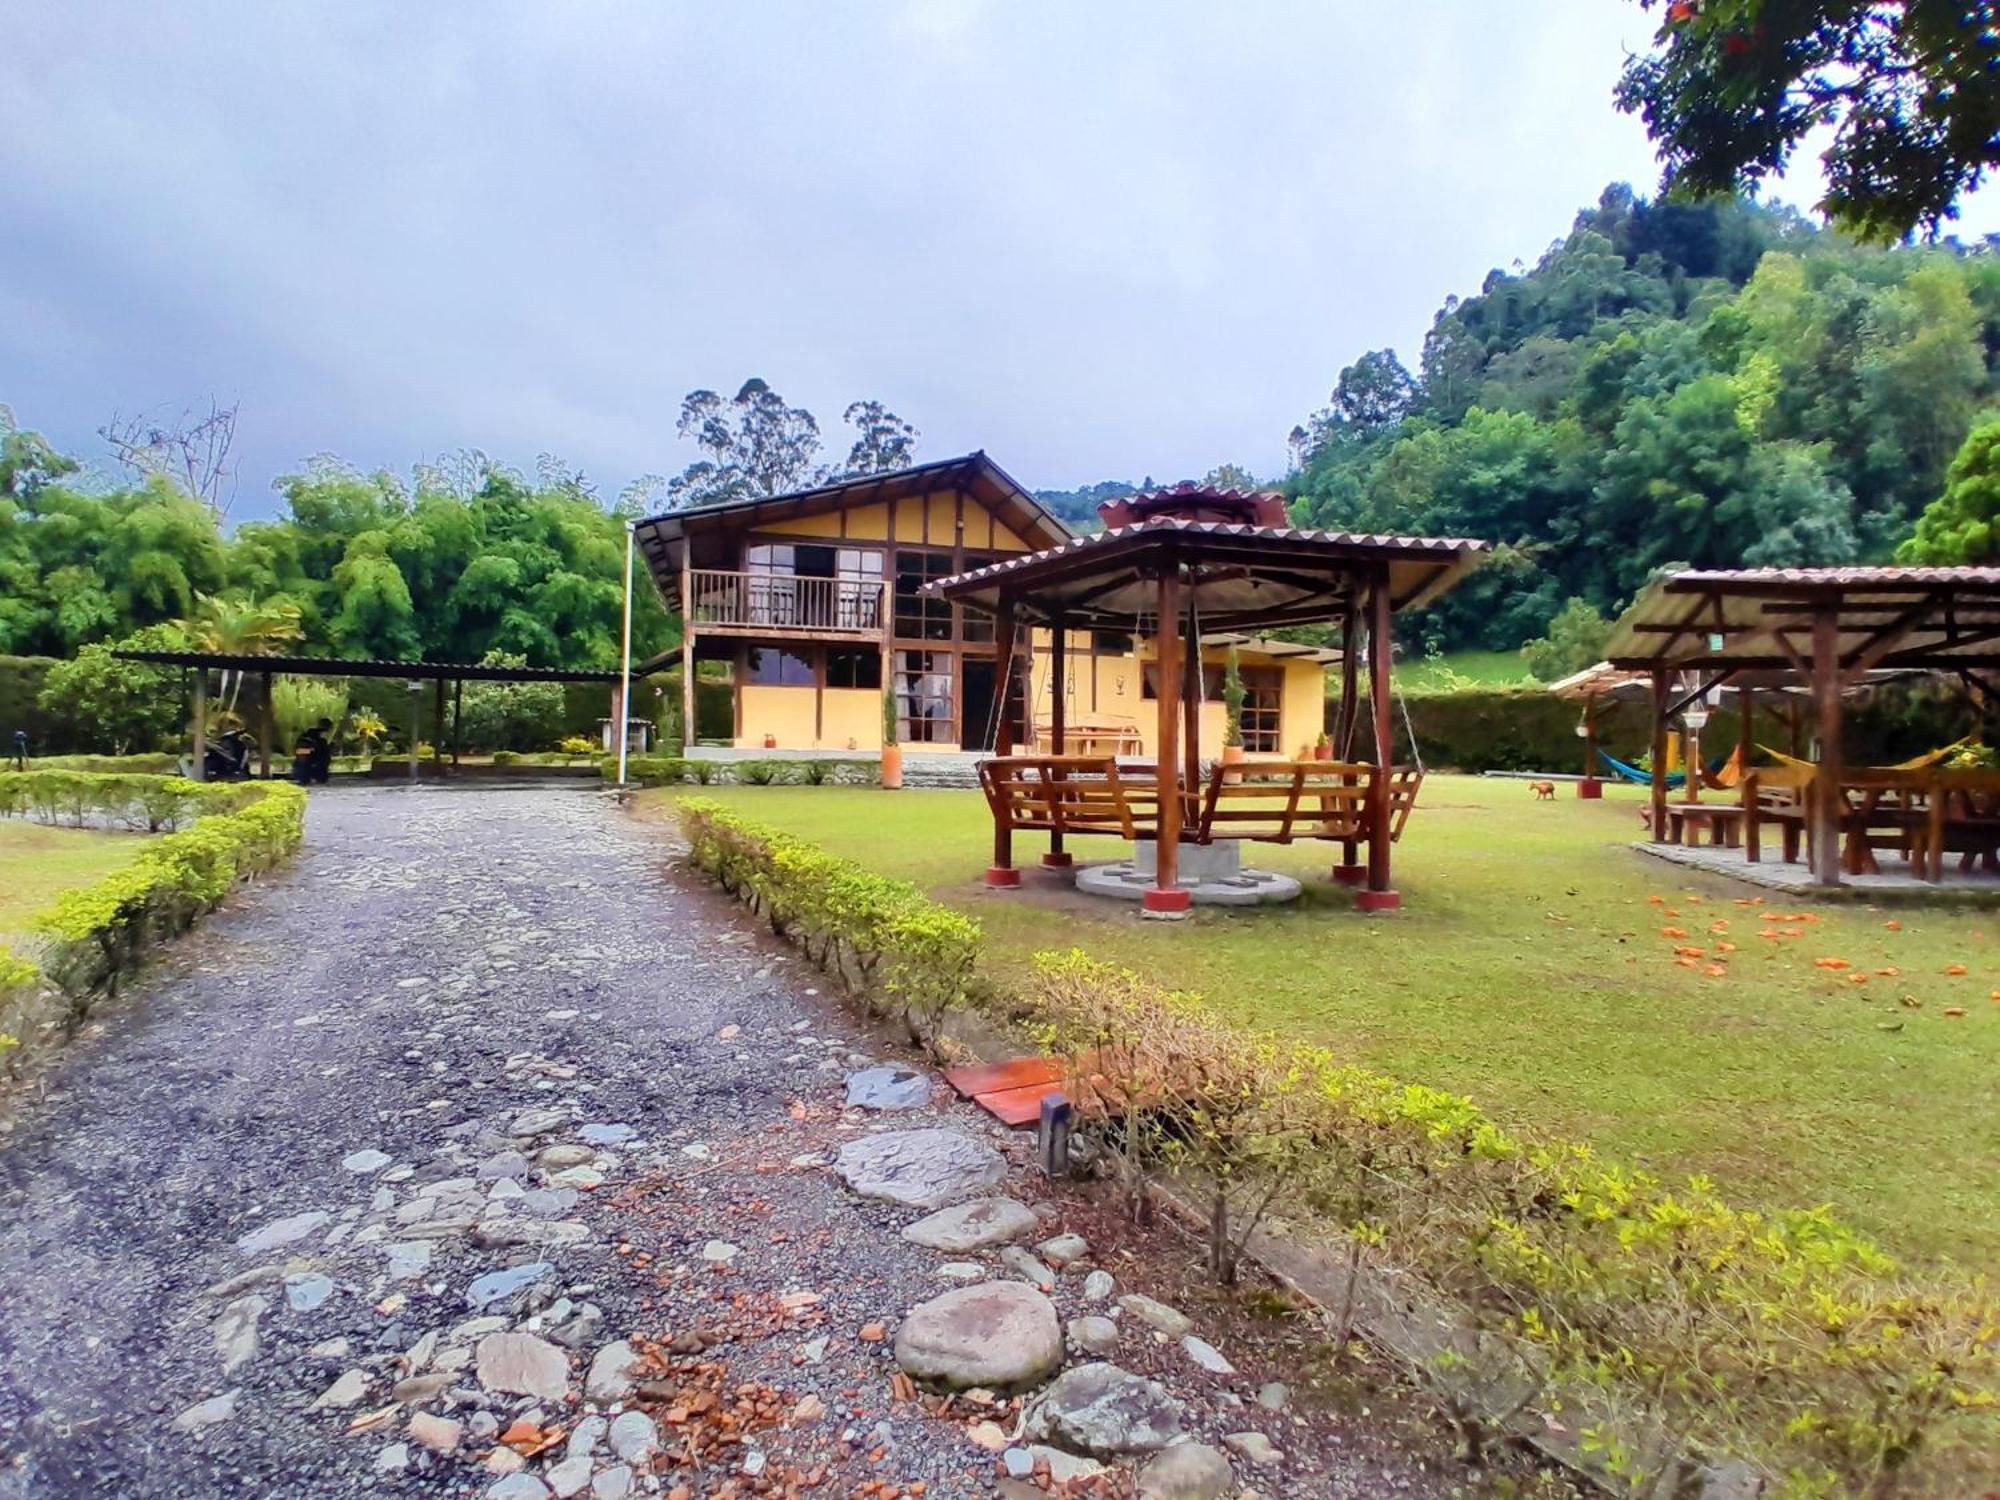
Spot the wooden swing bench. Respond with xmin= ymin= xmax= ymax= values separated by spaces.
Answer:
xmin=976 ymin=755 xmax=1422 ymax=848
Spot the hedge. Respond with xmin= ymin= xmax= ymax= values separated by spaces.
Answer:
xmin=608 ymin=756 xmax=879 ymax=788
xmin=0 ymin=775 xmax=306 ymax=1080
xmin=671 ymin=803 xmax=1998 ymax=1497
xmin=678 ymin=798 xmax=978 ymax=1041
xmin=0 ymin=655 xmax=64 ymax=752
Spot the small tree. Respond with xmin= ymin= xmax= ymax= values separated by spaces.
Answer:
xmin=271 ymin=677 xmax=349 ymax=750
xmin=881 ymin=686 xmax=899 ymax=747
xmin=455 ymin=651 xmax=564 ymax=751
xmin=37 ymin=623 xmax=188 ymax=754
xmin=1221 ymin=646 xmax=1245 ymax=749
xmin=1521 ymin=597 xmax=1612 ymax=682
xmin=1898 ymin=418 xmax=2000 ymax=565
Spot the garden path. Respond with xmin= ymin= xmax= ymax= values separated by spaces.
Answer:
xmin=0 ymin=784 xmax=1514 ymax=1499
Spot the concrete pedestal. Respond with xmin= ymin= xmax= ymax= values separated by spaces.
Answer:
xmin=1076 ymin=839 xmax=1302 ymax=908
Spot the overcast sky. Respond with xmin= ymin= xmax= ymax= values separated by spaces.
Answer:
xmin=6 ymin=2 xmax=1998 ymax=521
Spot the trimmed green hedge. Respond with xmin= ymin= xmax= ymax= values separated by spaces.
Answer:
xmin=20 ymin=753 xmax=181 ymax=774
xmin=1 ymin=775 xmax=306 ymax=1078
xmin=609 ymin=756 xmax=879 ymax=788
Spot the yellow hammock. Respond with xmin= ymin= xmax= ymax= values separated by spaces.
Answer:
xmin=1756 ymin=736 xmax=1975 ymax=775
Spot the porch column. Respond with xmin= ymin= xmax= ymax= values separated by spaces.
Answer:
xmin=1736 ymin=685 xmax=1753 ymax=783
xmin=452 ymin=680 xmax=464 ymax=766
xmin=1649 ymin=670 xmax=1669 ymax=842
xmin=1146 ymin=566 xmax=1189 ymax=916
xmin=985 ymin=595 xmax=1020 ymax=887
xmin=1180 ymin=595 xmax=1200 ymax=798
xmin=1334 ymin=595 xmax=1364 ymax=881
xmin=1358 ymin=568 xmax=1399 ymax=910
xmin=1809 ymin=606 xmax=1844 ymax=887
xmin=1043 ymin=614 xmax=1071 ymax=868
xmin=258 ymin=670 xmax=274 ymax=779
xmin=1577 ymin=690 xmax=1603 ymax=798
xmin=191 ymin=667 xmax=208 ymax=782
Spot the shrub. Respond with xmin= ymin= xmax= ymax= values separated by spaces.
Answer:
xmin=557 ymin=735 xmax=598 ymax=758
xmin=491 ymin=750 xmax=520 ymax=767
xmin=678 ymin=800 xmax=979 ymax=1043
xmin=24 ymin=753 xmax=179 ymax=774
xmin=736 ymin=759 xmax=786 ymax=786
xmin=1022 ymin=950 xmax=1998 ymax=1495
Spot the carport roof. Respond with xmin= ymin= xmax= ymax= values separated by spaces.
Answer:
xmin=111 ymin=650 xmax=626 ymax=684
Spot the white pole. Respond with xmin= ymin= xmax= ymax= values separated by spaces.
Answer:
xmin=617 ymin=520 xmax=635 ymax=787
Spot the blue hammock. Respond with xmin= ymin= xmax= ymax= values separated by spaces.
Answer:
xmin=1597 ymin=749 xmax=1686 ymax=789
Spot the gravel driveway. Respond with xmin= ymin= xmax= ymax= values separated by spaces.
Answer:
xmin=0 ymin=783 xmax=1514 ymax=1500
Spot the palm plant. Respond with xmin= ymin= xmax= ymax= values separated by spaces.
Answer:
xmin=176 ymin=592 xmax=305 ymax=715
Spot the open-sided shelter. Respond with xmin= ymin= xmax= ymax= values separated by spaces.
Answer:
xmin=928 ymin=484 xmax=1486 ymax=913
xmin=1602 ymin=566 xmax=2000 ymax=886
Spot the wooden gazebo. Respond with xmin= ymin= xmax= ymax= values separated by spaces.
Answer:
xmin=1602 ymin=567 xmax=2000 ymax=886
xmin=926 ymin=485 xmax=1486 ymax=914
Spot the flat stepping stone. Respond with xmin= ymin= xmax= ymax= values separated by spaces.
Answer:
xmin=1138 ymin=1442 xmax=1235 ymax=1499
xmin=845 ymin=1065 xmax=932 ymax=1111
xmin=466 ymin=1261 xmax=553 ymax=1310
xmin=476 ymin=1331 xmax=569 ymax=1399
xmin=1118 ymin=1293 xmax=1192 ymax=1338
xmin=235 ymin=1210 xmax=328 ymax=1254
xmin=1025 ymin=1361 xmax=1186 ymax=1456
xmin=893 ymin=1282 xmax=1063 ymax=1392
xmin=834 ymin=1129 xmax=1006 ymax=1211
xmin=901 ymin=1199 xmax=1039 ymax=1252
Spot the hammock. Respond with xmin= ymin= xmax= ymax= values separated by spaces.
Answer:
xmin=1597 ymin=749 xmax=1686 ymax=789
xmin=1758 ymin=736 xmax=1973 ymax=775
xmin=1703 ymin=743 xmax=1747 ymax=791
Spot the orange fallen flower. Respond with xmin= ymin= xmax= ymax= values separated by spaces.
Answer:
xmin=1945 ymin=964 xmax=1968 ymax=976
xmin=1814 ymin=957 xmax=1852 ymax=970
xmin=1674 ymin=945 xmax=1707 ymax=958
xmin=1884 ymin=920 xmax=1902 ymax=931
xmin=1944 ymin=1007 xmax=1966 ymax=1018
xmin=1647 ymin=895 xmax=1665 ymax=904
xmin=1674 ymin=956 xmax=1699 ymax=969
xmin=1876 ymin=966 xmax=1900 ymax=978
xmin=1847 ymin=973 xmax=1869 ymax=985
xmin=1666 ymin=907 xmax=1682 ymax=917
xmin=1661 ymin=927 xmax=1688 ymax=939
xmin=1703 ymin=964 xmax=1728 ymax=978
xmin=1758 ymin=929 xmax=1781 ymax=940
xmin=1779 ymin=926 xmax=1806 ymax=937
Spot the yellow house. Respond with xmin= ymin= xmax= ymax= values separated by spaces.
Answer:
xmin=632 ymin=453 xmax=1333 ymax=756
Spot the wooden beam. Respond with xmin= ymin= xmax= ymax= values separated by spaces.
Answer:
xmin=1649 ymin=670 xmax=1668 ymax=843
xmin=1664 ymin=669 xmax=1735 ymax=721
xmin=1148 ymin=566 xmax=1188 ymax=915
xmin=1181 ymin=594 xmax=1201 ymax=798
xmin=1809 ymin=606 xmax=1843 ymax=888
xmin=1362 ymin=567 xmax=1398 ymax=908
xmin=1839 ymin=594 xmax=1942 ymax=685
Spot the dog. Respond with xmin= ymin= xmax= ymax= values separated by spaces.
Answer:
xmin=1530 ymin=780 xmax=1557 ymax=801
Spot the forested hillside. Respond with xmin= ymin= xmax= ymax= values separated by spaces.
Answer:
xmin=1287 ymin=186 xmax=2000 ymax=655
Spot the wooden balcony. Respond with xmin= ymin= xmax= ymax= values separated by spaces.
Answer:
xmin=686 ymin=569 xmax=886 ymax=637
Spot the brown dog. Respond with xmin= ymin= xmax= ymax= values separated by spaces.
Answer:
xmin=1530 ymin=780 xmax=1557 ymax=800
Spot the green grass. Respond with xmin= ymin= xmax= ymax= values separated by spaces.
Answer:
xmin=1396 ymin=648 xmax=1536 ymax=691
xmin=646 ymin=777 xmax=2000 ymax=1266
xmin=0 ymin=820 xmax=148 ymax=945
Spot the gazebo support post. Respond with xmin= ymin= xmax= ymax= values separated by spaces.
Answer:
xmin=1180 ymin=594 xmax=1200 ymax=799
xmin=1649 ymin=670 xmax=1669 ymax=842
xmin=1577 ymin=691 xmax=1603 ymax=798
xmin=1333 ymin=596 xmax=1365 ymax=883
xmin=1145 ymin=567 xmax=1190 ymax=916
xmin=985 ymin=597 xmax=1022 ymax=888
xmin=258 ymin=669 xmax=274 ymax=779
xmin=452 ymin=680 xmax=464 ymax=766
xmin=432 ymin=678 xmax=446 ymax=771
xmin=1043 ymin=615 xmax=1071 ymax=868
xmin=1809 ymin=606 xmax=1844 ymax=887
xmin=191 ymin=668 xmax=208 ymax=782
xmin=1357 ymin=570 xmax=1400 ymax=911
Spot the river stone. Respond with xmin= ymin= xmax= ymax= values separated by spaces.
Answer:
xmin=893 ymin=1282 xmax=1063 ymax=1392
xmin=834 ymin=1129 xmax=1007 ymax=1211
xmin=171 ymin=1390 xmax=239 ymax=1432
xmin=235 ymin=1210 xmax=329 ymax=1254
xmin=342 ymin=1148 xmax=392 ymax=1173
xmin=476 ymin=1332 xmax=569 ymax=1399
xmin=901 ymin=1199 xmax=1039 ymax=1253
xmin=1222 ymin=1431 xmax=1282 ymax=1467
xmin=285 ymin=1273 xmax=336 ymax=1312
xmin=608 ymin=1410 xmax=658 ymax=1463
xmin=845 ymin=1065 xmax=932 ymax=1111
xmin=1082 ymin=1270 xmax=1116 ymax=1301
xmin=585 ymin=1339 xmax=639 ymax=1403
xmin=1138 ymin=1442 xmax=1235 ymax=1499
xmin=1118 ymin=1294 xmax=1192 ymax=1338
xmin=1182 ymin=1335 xmax=1235 ymax=1375
xmin=466 ymin=1261 xmax=553 ymax=1310
xmin=1025 ymin=1362 xmax=1186 ymax=1455
xmin=579 ymin=1122 xmax=635 ymax=1147
xmin=1067 ymin=1316 xmax=1120 ymax=1356
xmin=1038 ymin=1232 xmax=1089 ymax=1267
xmin=213 ymin=1295 xmax=266 ymax=1375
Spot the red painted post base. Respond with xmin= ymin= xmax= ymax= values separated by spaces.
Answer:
xmin=1041 ymin=851 xmax=1074 ymax=868
xmin=983 ymin=866 xmax=1022 ymax=888
xmin=1576 ymin=778 xmax=1604 ymax=800
xmin=1354 ymin=888 xmax=1402 ymax=913
xmin=1141 ymin=887 xmax=1192 ymax=917
xmin=1330 ymin=863 xmax=1367 ymax=886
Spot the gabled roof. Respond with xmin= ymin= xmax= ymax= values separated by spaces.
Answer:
xmin=632 ymin=451 xmax=1069 ymax=610
xmin=927 ymin=514 xmax=1487 ymax=632
xmin=1602 ymin=567 xmax=2000 ymax=673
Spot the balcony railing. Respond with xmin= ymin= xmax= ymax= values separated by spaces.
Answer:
xmin=687 ymin=569 xmax=886 ymax=634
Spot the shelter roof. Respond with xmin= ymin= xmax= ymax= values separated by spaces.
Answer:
xmin=633 ymin=451 xmax=1068 ymax=611
xmin=111 ymin=650 xmax=625 ymax=684
xmin=1602 ymin=567 xmax=2000 ymax=674
xmin=927 ymin=513 xmax=1486 ymax=632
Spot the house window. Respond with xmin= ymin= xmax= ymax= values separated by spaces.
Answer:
xmin=958 ymin=553 xmax=995 ymax=642
xmin=740 ymin=544 xmax=882 ymax=629
xmin=893 ymin=551 xmax=954 ymax=641
xmin=895 ymin=650 xmax=954 ymax=742
xmin=746 ymin=647 xmax=814 ymax=687
xmin=826 ymin=648 xmax=881 ymax=690
xmin=1240 ymin=667 xmax=1282 ymax=753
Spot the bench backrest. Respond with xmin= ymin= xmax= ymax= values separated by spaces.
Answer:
xmin=977 ymin=756 xmax=1158 ymax=839
xmin=1195 ymin=760 xmax=1383 ymax=843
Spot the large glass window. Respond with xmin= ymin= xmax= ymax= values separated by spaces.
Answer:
xmin=895 ymin=650 xmax=954 ymax=742
xmin=893 ymin=550 xmax=955 ymax=641
xmin=745 ymin=647 xmax=814 ymax=686
xmin=826 ymin=648 xmax=881 ymax=690
xmin=958 ymin=553 xmax=995 ymax=642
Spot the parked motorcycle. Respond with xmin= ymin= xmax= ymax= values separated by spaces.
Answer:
xmin=178 ymin=727 xmax=259 ymax=780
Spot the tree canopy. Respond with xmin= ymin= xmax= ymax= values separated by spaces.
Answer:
xmin=665 ymin=380 xmax=921 ymax=508
xmin=1288 ymin=184 xmax=2000 ymax=653
xmin=1617 ymin=0 xmax=2000 ymax=242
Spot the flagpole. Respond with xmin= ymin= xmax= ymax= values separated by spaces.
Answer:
xmin=617 ymin=520 xmax=634 ymax=787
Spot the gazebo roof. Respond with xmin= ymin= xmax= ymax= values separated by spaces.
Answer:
xmin=927 ymin=504 xmax=1487 ymax=632
xmin=1602 ymin=567 xmax=2000 ymax=674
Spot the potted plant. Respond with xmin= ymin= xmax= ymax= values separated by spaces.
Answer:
xmin=763 ymin=732 xmax=777 ymax=750
xmin=1314 ymin=729 xmax=1332 ymax=761
xmin=880 ymin=688 xmax=903 ymax=790
xmin=1221 ymin=646 xmax=1246 ymax=779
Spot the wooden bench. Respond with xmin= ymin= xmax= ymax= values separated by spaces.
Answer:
xmin=978 ymin=756 xmax=1161 ymax=841
xmin=1661 ymin=801 xmax=1746 ymax=848
xmin=1032 ymin=717 xmax=1144 ymax=757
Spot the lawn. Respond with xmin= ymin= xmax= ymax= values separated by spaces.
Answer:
xmin=646 ymin=777 xmax=2000 ymax=1266
xmin=0 ymin=821 xmax=147 ymax=946
xmin=1395 ymin=648 xmax=1536 ymax=691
